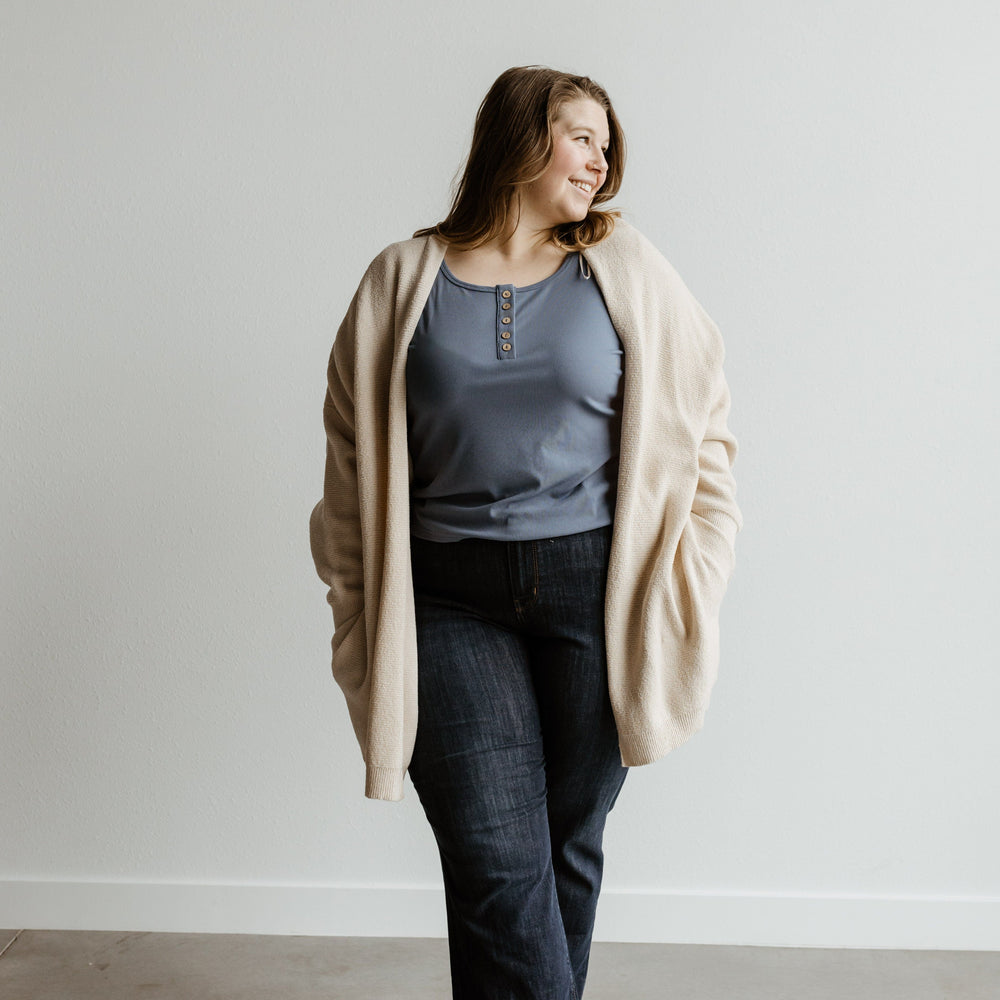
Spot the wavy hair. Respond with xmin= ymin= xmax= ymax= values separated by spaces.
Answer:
xmin=413 ymin=65 xmax=626 ymax=252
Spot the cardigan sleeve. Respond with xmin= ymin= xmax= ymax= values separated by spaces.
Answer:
xmin=692 ymin=360 xmax=742 ymax=537
xmin=309 ymin=280 xmax=371 ymax=745
xmin=676 ymin=352 xmax=743 ymax=628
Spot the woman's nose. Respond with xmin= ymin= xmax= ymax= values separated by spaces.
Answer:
xmin=590 ymin=149 xmax=607 ymax=173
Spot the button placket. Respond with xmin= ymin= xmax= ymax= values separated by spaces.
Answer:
xmin=496 ymin=285 xmax=516 ymax=359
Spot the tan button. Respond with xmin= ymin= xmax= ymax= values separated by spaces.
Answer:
xmin=501 ymin=317 xmax=511 ymax=324
xmin=501 ymin=331 xmax=511 ymax=339
xmin=502 ymin=303 xmax=511 ymax=310
xmin=501 ymin=290 xmax=511 ymax=298
xmin=501 ymin=343 xmax=512 ymax=351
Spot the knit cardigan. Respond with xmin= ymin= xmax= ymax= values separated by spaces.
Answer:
xmin=310 ymin=219 xmax=743 ymax=801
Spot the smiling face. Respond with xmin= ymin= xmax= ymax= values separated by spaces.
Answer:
xmin=518 ymin=96 xmax=611 ymax=231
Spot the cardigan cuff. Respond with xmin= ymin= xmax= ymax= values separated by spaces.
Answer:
xmin=365 ymin=764 xmax=406 ymax=801
xmin=617 ymin=713 xmax=706 ymax=767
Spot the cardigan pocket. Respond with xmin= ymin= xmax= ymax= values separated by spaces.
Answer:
xmin=329 ymin=606 xmax=373 ymax=755
xmin=670 ymin=510 xmax=737 ymax=639
xmin=330 ymin=606 xmax=368 ymax=697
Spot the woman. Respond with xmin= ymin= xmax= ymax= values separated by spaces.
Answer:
xmin=310 ymin=65 xmax=743 ymax=999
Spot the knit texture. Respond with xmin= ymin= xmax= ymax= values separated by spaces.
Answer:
xmin=310 ymin=220 xmax=743 ymax=801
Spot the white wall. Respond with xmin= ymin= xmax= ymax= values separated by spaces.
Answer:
xmin=3 ymin=0 xmax=998 ymax=949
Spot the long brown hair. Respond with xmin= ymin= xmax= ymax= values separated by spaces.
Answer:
xmin=413 ymin=66 xmax=626 ymax=252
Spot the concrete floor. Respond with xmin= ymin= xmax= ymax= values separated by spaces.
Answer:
xmin=1 ymin=928 xmax=998 ymax=999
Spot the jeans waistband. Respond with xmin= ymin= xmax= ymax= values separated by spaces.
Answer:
xmin=410 ymin=524 xmax=613 ymax=630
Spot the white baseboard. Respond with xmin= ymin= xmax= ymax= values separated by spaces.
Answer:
xmin=1 ymin=881 xmax=998 ymax=950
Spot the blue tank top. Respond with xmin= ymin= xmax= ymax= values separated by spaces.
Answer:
xmin=406 ymin=251 xmax=624 ymax=542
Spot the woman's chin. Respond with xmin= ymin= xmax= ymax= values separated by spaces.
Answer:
xmin=557 ymin=207 xmax=591 ymax=226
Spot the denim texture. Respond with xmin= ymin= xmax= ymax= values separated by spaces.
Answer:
xmin=407 ymin=525 xmax=628 ymax=1000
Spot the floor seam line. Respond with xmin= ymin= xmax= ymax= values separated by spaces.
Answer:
xmin=0 ymin=929 xmax=24 ymax=960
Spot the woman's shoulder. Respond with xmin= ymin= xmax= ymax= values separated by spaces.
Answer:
xmin=358 ymin=233 xmax=443 ymax=289
xmin=586 ymin=218 xmax=668 ymax=266
xmin=586 ymin=218 xmax=724 ymax=355
xmin=374 ymin=231 xmax=439 ymax=262
xmin=585 ymin=218 xmax=675 ymax=281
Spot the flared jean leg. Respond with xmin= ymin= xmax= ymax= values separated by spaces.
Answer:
xmin=407 ymin=526 xmax=627 ymax=1000
xmin=407 ymin=608 xmax=578 ymax=1000
xmin=533 ymin=636 xmax=628 ymax=993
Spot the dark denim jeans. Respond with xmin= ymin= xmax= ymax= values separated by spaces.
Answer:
xmin=407 ymin=524 xmax=628 ymax=1000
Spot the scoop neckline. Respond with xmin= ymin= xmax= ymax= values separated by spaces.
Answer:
xmin=439 ymin=251 xmax=578 ymax=292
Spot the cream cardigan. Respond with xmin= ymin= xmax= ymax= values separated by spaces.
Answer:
xmin=310 ymin=220 xmax=743 ymax=801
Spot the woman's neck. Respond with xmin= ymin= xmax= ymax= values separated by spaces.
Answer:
xmin=443 ymin=235 xmax=568 ymax=288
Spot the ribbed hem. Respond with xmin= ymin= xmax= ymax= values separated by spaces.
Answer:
xmin=617 ymin=715 xmax=705 ymax=767
xmin=365 ymin=765 xmax=406 ymax=801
